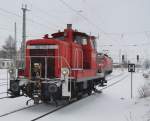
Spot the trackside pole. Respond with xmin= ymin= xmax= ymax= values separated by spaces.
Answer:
xmin=128 ymin=64 xmax=135 ymax=99
xmin=131 ymin=72 xmax=133 ymax=99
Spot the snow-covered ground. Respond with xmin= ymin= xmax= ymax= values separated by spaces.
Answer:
xmin=0 ymin=68 xmax=149 ymax=121
xmin=0 ymin=69 xmax=9 ymax=97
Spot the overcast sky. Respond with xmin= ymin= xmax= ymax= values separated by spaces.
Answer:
xmin=0 ymin=0 xmax=150 ymax=62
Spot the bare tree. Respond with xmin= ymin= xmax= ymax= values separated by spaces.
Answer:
xmin=143 ymin=59 xmax=150 ymax=69
xmin=1 ymin=35 xmax=16 ymax=59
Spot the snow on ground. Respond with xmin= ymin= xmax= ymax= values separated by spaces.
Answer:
xmin=39 ymin=69 xmax=145 ymax=121
xmin=125 ymin=72 xmax=150 ymax=121
xmin=0 ymin=68 xmax=149 ymax=121
xmin=126 ymin=97 xmax=150 ymax=121
xmin=0 ymin=69 xmax=9 ymax=97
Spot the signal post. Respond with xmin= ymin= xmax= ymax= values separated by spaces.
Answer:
xmin=128 ymin=64 xmax=135 ymax=99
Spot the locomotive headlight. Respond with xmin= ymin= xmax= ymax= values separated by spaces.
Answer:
xmin=8 ymin=67 xmax=16 ymax=75
xmin=62 ymin=70 xmax=68 ymax=75
xmin=9 ymin=69 xmax=13 ymax=74
xmin=8 ymin=68 xmax=16 ymax=80
xmin=61 ymin=68 xmax=69 ymax=76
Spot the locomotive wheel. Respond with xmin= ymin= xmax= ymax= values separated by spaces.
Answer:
xmin=87 ymin=89 xmax=92 ymax=96
xmin=76 ymin=92 xmax=83 ymax=100
xmin=77 ymin=95 xmax=82 ymax=100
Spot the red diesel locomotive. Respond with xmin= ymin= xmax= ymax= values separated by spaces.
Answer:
xmin=9 ymin=24 xmax=112 ymax=104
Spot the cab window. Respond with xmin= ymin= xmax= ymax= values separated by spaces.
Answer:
xmin=82 ymin=38 xmax=88 ymax=45
xmin=90 ymin=39 xmax=97 ymax=49
xmin=74 ymin=35 xmax=82 ymax=44
xmin=53 ymin=36 xmax=64 ymax=40
xmin=93 ymin=39 xmax=97 ymax=49
xmin=74 ymin=34 xmax=88 ymax=45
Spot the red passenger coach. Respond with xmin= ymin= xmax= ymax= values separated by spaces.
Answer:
xmin=97 ymin=53 xmax=113 ymax=74
xmin=8 ymin=24 xmax=112 ymax=104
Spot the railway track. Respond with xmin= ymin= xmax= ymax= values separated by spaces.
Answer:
xmin=0 ymin=73 xmax=128 ymax=121
xmin=0 ymin=92 xmax=7 ymax=95
xmin=0 ymin=79 xmax=8 ymax=81
xmin=0 ymin=84 xmax=7 ymax=87
xmin=107 ymin=72 xmax=124 ymax=81
xmin=31 ymin=101 xmax=77 ymax=121
xmin=0 ymin=104 xmax=40 ymax=118
xmin=0 ymin=82 xmax=7 ymax=84
xmin=31 ymin=74 xmax=129 ymax=121
xmin=0 ymin=96 xmax=10 ymax=100
xmin=99 ymin=74 xmax=128 ymax=91
xmin=0 ymin=91 xmax=9 ymax=100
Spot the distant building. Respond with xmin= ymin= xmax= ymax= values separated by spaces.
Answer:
xmin=0 ymin=58 xmax=14 ymax=69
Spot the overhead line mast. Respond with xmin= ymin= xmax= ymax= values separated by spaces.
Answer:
xmin=14 ymin=22 xmax=17 ymax=67
xmin=21 ymin=4 xmax=29 ymax=68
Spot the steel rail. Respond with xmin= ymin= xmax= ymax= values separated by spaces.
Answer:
xmin=0 ymin=104 xmax=41 ymax=118
xmin=0 ymin=84 xmax=7 ymax=87
xmin=31 ymin=103 xmax=74 ymax=121
xmin=100 ymin=74 xmax=128 ymax=91
xmin=107 ymin=72 xmax=124 ymax=81
xmin=0 ymin=79 xmax=7 ymax=81
xmin=0 ymin=82 xmax=7 ymax=84
xmin=0 ymin=92 xmax=7 ymax=95
xmin=0 ymin=96 xmax=10 ymax=100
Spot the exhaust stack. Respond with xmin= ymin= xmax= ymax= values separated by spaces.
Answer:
xmin=67 ymin=24 xmax=72 ymax=29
